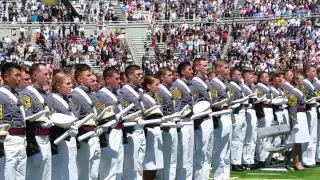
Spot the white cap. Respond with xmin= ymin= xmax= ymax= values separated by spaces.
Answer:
xmin=193 ymin=101 xmax=211 ymax=114
xmin=51 ymin=113 xmax=76 ymax=129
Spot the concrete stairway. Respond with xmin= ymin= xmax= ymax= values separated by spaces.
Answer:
xmin=125 ymin=26 xmax=150 ymax=65
xmin=111 ymin=0 xmax=125 ymax=21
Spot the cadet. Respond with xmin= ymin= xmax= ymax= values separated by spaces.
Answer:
xmin=154 ymin=68 xmax=178 ymax=180
xmin=118 ymin=65 xmax=146 ymax=180
xmin=301 ymin=66 xmax=318 ymax=167
xmin=241 ymin=71 xmax=258 ymax=170
xmin=171 ymin=62 xmax=194 ymax=180
xmin=48 ymin=72 xmax=78 ymax=180
xmin=19 ymin=64 xmax=31 ymax=90
xmin=190 ymin=58 xmax=214 ymax=179
xmin=21 ymin=63 xmax=53 ymax=180
xmin=141 ymin=76 xmax=164 ymax=180
xmin=270 ymin=74 xmax=286 ymax=160
xmin=229 ymin=69 xmax=247 ymax=171
xmin=71 ymin=64 xmax=100 ymax=180
xmin=0 ymin=63 xmax=27 ymax=180
xmin=208 ymin=60 xmax=232 ymax=180
xmin=96 ymin=67 xmax=124 ymax=180
xmin=288 ymin=74 xmax=310 ymax=170
xmin=254 ymin=72 xmax=274 ymax=167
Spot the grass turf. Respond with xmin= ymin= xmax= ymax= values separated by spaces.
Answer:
xmin=41 ymin=0 xmax=56 ymax=5
xmin=227 ymin=168 xmax=320 ymax=179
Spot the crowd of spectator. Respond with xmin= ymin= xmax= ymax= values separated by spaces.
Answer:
xmin=228 ymin=17 xmax=320 ymax=73
xmin=119 ymin=0 xmax=234 ymax=22
xmin=142 ymin=22 xmax=228 ymax=74
xmin=0 ymin=22 xmax=133 ymax=73
xmin=74 ymin=1 xmax=120 ymax=23
xmin=1 ymin=0 xmax=73 ymax=23
xmin=239 ymin=0 xmax=320 ymax=17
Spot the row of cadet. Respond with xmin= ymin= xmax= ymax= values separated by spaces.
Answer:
xmin=0 ymin=59 xmax=319 ymax=180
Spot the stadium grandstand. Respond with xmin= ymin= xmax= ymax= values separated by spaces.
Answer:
xmin=0 ymin=0 xmax=320 ymax=178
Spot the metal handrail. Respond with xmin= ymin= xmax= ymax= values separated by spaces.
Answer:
xmin=0 ymin=12 xmax=318 ymax=26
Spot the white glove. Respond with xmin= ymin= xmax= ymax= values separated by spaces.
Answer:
xmin=93 ymin=127 xmax=104 ymax=137
xmin=176 ymin=122 xmax=184 ymax=128
xmin=135 ymin=119 xmax=145 ymax=129
xmin=68 ymin=126 xmax=78 ymax=137
xmin=41 ymin=120 xmax=54 ymax=128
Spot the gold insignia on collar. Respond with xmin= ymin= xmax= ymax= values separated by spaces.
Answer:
xmin=74 ymin=104 xmax=78 ymax=110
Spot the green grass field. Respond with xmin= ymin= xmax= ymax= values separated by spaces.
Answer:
xmin=208 ymin=168 xmax=320 ymax=180
xmin=41 ymin=0 xmax=56 ymax=5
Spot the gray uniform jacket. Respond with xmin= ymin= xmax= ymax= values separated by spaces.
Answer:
xmin=170 ymin=78 xmax=194 ymax=115
xmin=0 ymin=85 xmax=24 ymax=128
xmin=157 ymin=84 xmax=175 ymax=116
xmin=118 ymin=84 xmax=144 ymax=114
xmin=47 ymin=93 xmax=76 ymax=154
xmin=96 ymin=86 xmax=122 ymax=148
xmin=208 ymin=77 xmax=229 ymax=108
xmin=21 ymin=85 xmax=50 ymax=157
xmin=303 ymin=78 xmax=317 ymax=103
xmin=190 ymin=75 xmax=211 ymax=103
xmin=229 ymin=80 xmax=245 ymax=102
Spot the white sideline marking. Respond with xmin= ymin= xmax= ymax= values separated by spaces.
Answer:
xmin=246 ymin=172 xmax=281 ymax=176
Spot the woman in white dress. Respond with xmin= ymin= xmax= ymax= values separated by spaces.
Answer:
xmin=288 ymin=73 xmax=310 ymax=170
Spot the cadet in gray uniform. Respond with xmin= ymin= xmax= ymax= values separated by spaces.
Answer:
xmin=47 ymin=72 xmax=78 ymax=180
xmin=154 ymin=68 xmax=178 ymax=180
xmin=254 ymin=72 xmax=274 ymax=167
xmin=241 ymin=71 xmax=258 ymax=170
xmin=96 ymin=67 xmax=123 ymax=180
xmin=229 ymin=69 xmax=247 ymax=171
xmin=301 ymin=66 xmax=318 ymax=167
xmin=190 ymin=58 xmax=214 ymax=179
xmin=141 ymin=76 xmax=164 ymax=180
xmin=270 ymin=74 xmax=286 ymax=160
xmin=0 ymin=63 xmax=27 ymax=180
xmin=118 ymin=65 xmax=146 ymax=180
xmin=21 ymin=63 xmax=53 ymax=180
xmin=70 ymin=64 xmax=100 ymax=180
xmin=208 ymin=60 xmax=232 ymax=180
xmin=171 ymin=62 xmax=194 ymax=180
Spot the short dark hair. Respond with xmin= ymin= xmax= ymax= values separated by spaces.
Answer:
xmin=103 ymin=67 xmax=119 ymax=79
xmin=177 ymin=62 xmax=191 ymax=76
xmin=230 ymin=68 xmax=241 ymax=77
xmin=193 ymin=58 xmax=206 ymax=73
xmin=125 ymin=65 xmax=141 ymax=78
xmin=1 ymin=62 xmax=21 ymax=78
xmin=304 ymin=66 xmax=316 ymax=75
xmin=65 ymin=64 xmax=76 ymax=74
xmin=74 ymin=64 xmax=91 ymax=81
xmin=154 ymin=67 xmax=171 ymax=79
xmin=29 ymin=63 xmax=46 ymax=76
xmin=52 ymin=68 xmax=65 ymax=76
xmin=20 ymin=64 xmax=30 ymax=74
xmin=258 ymin=71 xmax=268 ymax=81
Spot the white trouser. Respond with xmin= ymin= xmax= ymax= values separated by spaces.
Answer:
xmin=123 ymin=127 xmax=146 ymax=180
xmin=143 ymin=126 xmax=164 ymax=170
xmin=272 ymin=110 xmax=285 ymax=158
xmin=242 ymin=108 xmax=257 ymax=165
xmin=156 ymin=127 xmax=178 ymax=180
xmin=256 ymin=107 xmax=274 ymax=162
xmin=302 ymin=107 xmax=318 ymax=166
xmin=77 ymin=136 xmax=101 ymax=180
xmin=212 ymin=114 xmax=232 ymax=180
xmin=0 ymin=156 xmax=4 ymax=180
xmin=231 ymin=109 xmax=247 ymax=165
xmin=193 ymin=117 xmax=214 ymax=180
xmin=176 ymin=119 xmax=194 ymax=180
xmin=52 ymin=137 xmax=78 ymax=180
xmin=27 ymin=136 xmax=52 ymax=180
xmin=99 ymin=129 xmax=123 ymax=180
xmin=4 ymin=135 xmax=26 ymax=180
xmin=317 ymin=107 xmax=320 ymax=162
